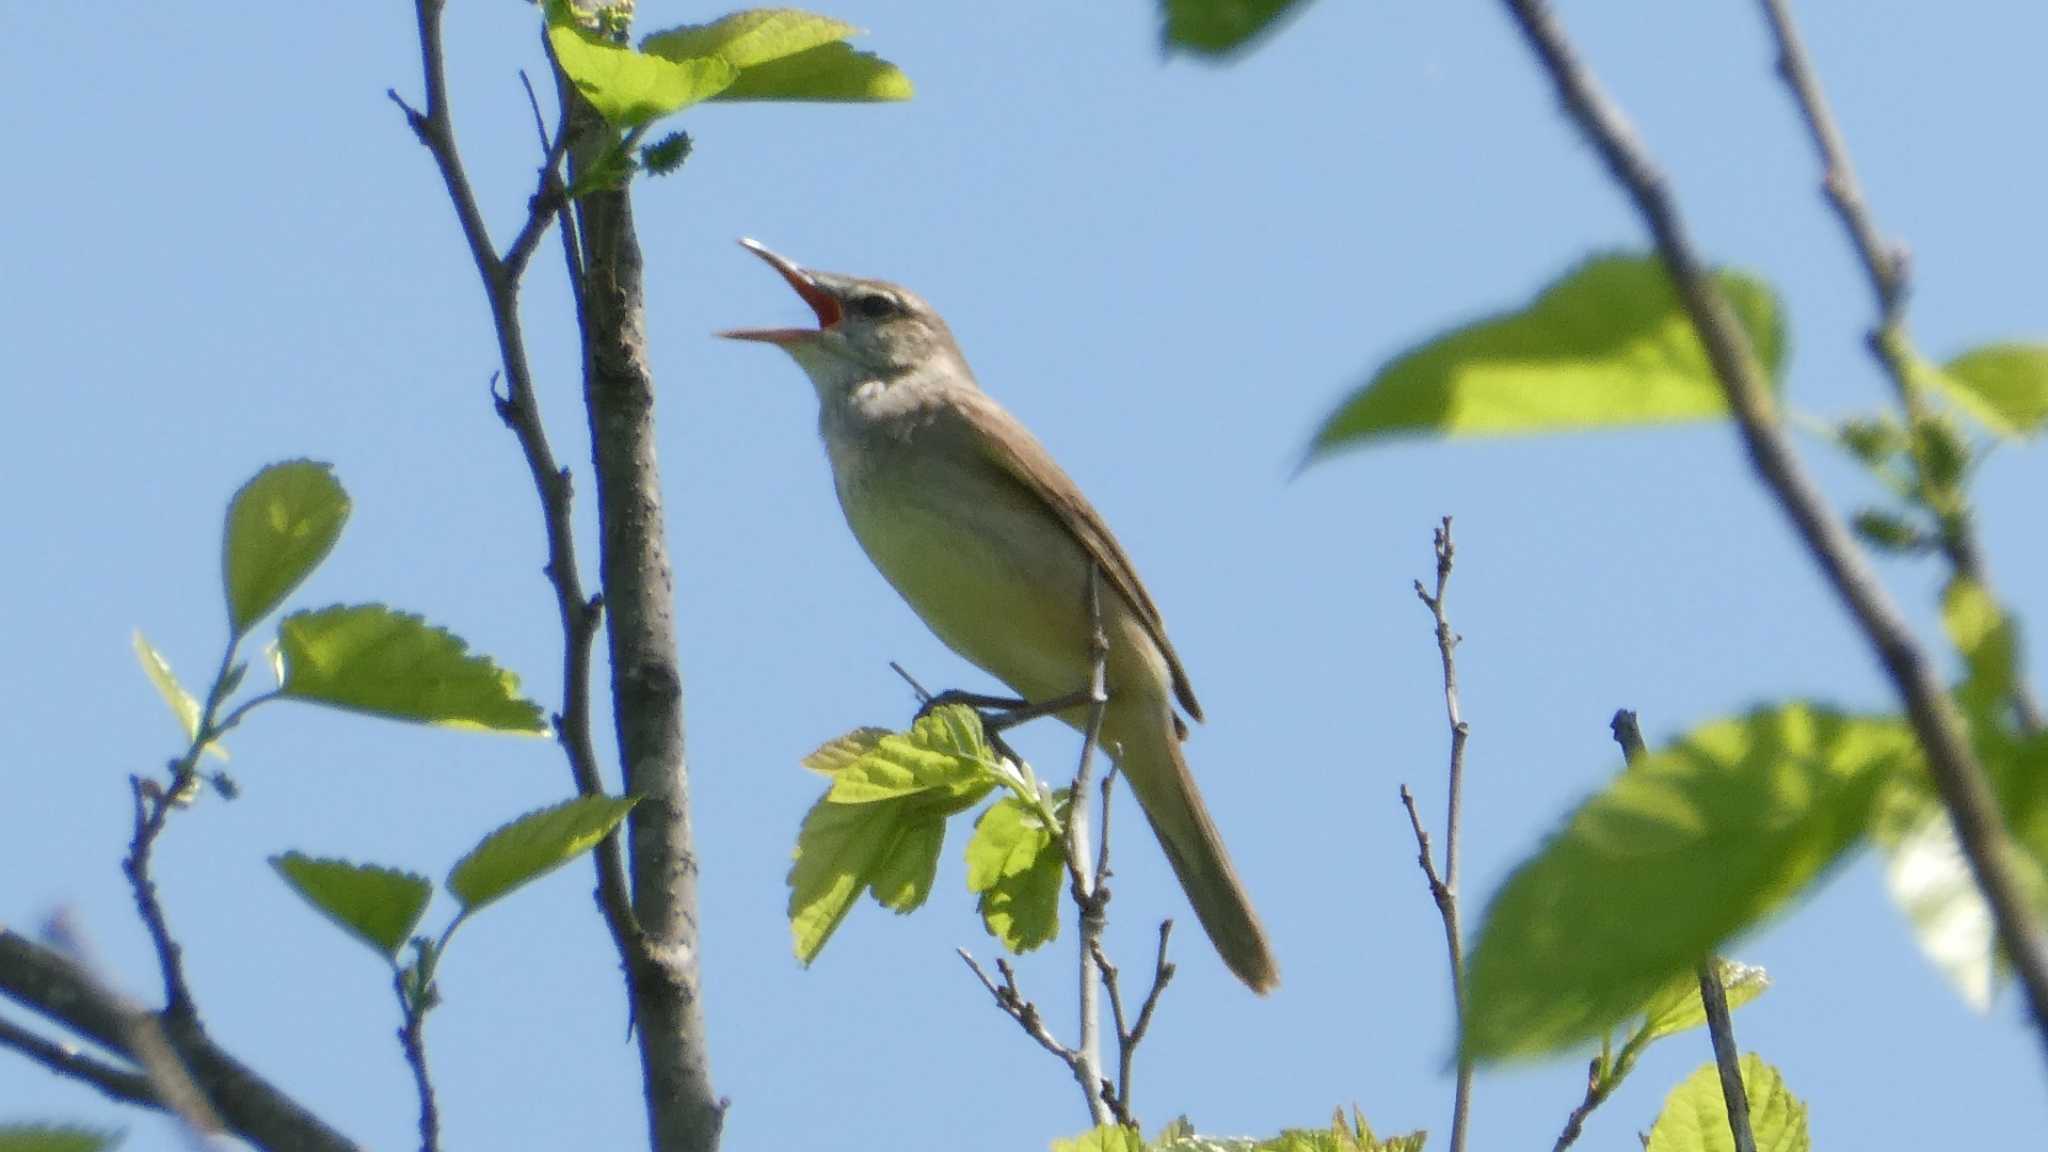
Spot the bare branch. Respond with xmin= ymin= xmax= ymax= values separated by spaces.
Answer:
xmin=0 ymin=1014 xmax=157 ymax=1110
xmin=0 ymin=929 xmax=360 ymax=1152
xmin=1496 ymin=0 xmax=2048 ymax=1064
xmin=394 ymin=970 xmax=440 ymax=1152
xmin=1062 ymin=564 xmax=1113 ymax=1129
xmin=395 ymin=0 xmax=640 ymax=1027
xmin=1403 ymin=517 xmax=1473 ymax=1152
xmin=122 ymin=779 xmax=196 ymax=1025
xmin=1754 ymin=0 xmax=2042 ymax=733
xmin=957 ymin=949 xmax=1093 ymax=1078
xmin=1612 ymin=711 xmax=1756 ymax=1152
xmin=1550 ymin=1056 xmax=1612 ymax=1152
xmin=1094 ymin=920 xmax=1176 ymax=1127
xmin=559 ymin=50 xmax=725 ymax=1152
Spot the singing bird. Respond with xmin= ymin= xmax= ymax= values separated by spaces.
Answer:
xmin=722 ymin=240 xmax=1276 ymax=993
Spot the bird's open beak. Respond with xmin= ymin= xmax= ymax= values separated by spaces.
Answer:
xmin=719 ymin=238 xmax=843 ymax=344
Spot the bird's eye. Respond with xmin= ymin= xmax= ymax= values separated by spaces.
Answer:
xmin=852 ymin=293 xmax=899 ymax=319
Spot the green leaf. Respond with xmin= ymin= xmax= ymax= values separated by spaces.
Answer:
xmin=1850 ymin=508 xmax=1930 ymax=554
xmin=1306 ymin=255 xmax=1785 ymax=460
xmin=448 ymin=795 xmax=638 ymax=913
xmin=642 ymin=9 xmax=858 ymax=68
xmin=1161 ymin=0 xmax=1312 ymax=57
xmin=270 ymin=853 xmax=432 ymax=961
xmin=965 ymin=794 xmax=1067 ymax=952
xmin=1637 ymin=959 xmax=1770 ymax=1042
xmin=1880 ymin=805 xmax=1996 ymax=1011
xmin=711 ymin=41 xmax=913 ymax=102
xmin=1052 ymin=1126 xmax=1147 ymax=1152
xmin=547 ymin=1 xmax=737 ymax=127
xmin=1941 ymin=577 xmax=2016 ymax=730
xmin=1464 ymin=705 xmax=1908 ymax=1062
xmin=788 ymin=791 xmax=945 ymax=962
xmin=1646 ymin=1054 xmax=1809 ymax=1152
xmin=0 ymin=1128 xmax=121 ymax=1152
xmin=867 ymin=813 xmax=945 ymax=912
xmin=222 ymin=460 xmax=349 ymax=635
xmin=825 ymin=706 xmax=1001 ymax=808
xmin=643 ymin=10 xmax=910 ymax=102
xmin=1934 ymin=343 xmax=2048 ymax=436
xmin=132 ymin=632 xmax=227 ymax=762
xmin=276 ymin=605 xmax=547 ymax=734
xmin=802 ymin=727 xmax=891 ymax=775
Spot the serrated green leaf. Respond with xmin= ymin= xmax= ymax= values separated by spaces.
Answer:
xmin=709 ymin=41 xmax=913 ymax=102
xmin=642 ymin=9 xmax=858 ymax=68
xmin=547 ymin=1 xmax=737 ymax=127
xmin=1638 ymin=959 xmax=1770 ymax=1041
xmin=802 ymin=727 xmax=890 ymax=775
xmin=1464 ymin=705 xmax=1908 ymax=1062
xmin=276 ymin=605 xmax=546 ymax=734
xmin=966 ymin=794 xmax=1066 ymax=952
xmin=825 ymin=706 xmax=1000 ymax=807
xmin=222 ymin=460 xmax=349 ymax=635
xmin=132 ymin=632 xmax=227 ymax=762
xmin=1052 ymin=1126 xmax=1147 ymax=1152
xmin=1934 ymin=343 xmax=2048 ymax=436
xmin=270 ymin=853 xmax=432 ymax=961
xmin=1942 ymin=577 xmax=2016 ymax=730
xmin=867 ymin=813 xmax=945 ymax=912
xmin=0 ymin=1128 xmax=121 ymax=1152
xmin=788 ymin=791 xmax=929 ymax=962
xmin=1161 ymin=0 xmax=1312 ymax=57
xmin=1880 ymin=806 xmax=1996 ymax=1011
xmin=1646 ymin=1054 xmax=1809 ymax=1152
xmin=448 ymin=795 xmax=637 ymax=913
xmin=1306 ymin=255 xmax=1784 ymax=461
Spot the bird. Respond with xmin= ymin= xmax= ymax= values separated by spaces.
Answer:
xmin=721 ymin=239 xmax=1276 ymax=993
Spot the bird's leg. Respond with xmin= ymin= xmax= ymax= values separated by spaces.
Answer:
xmin=916 ymin=687 xmax=1031 ymax=719
xmin=985 ymin=687 xmax=1101 ymax=733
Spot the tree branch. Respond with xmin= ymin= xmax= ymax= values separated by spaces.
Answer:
xmin=1062 ymin=565 xmax=1113 ymax=1130
xmin=394 ymin=969 xmax=440 ymax=1152
xmin=1754 ymin=0 xmax=2043 ymax=734
xmin=1094 ymin=920 xmax=1176 ymax=1128
xmin=1402 ymin=516 xmax=1472 ymax=1152
xmin=393 ymin=0 xmax=640 ymax=1042
xmin=1612 ymin=711 xmax=1756 ymax=1152
xmin=0 ymin=1014 xmax=157 ymax=1110
xmin=1496 ymin=0 xmax=2048 ymax=1065
xmin=122 ymin=778 xmax=196 ymax=1026
xmin=560 ymin=63 xmax=725 ymax=1152
xmin=0 ymin=929 xmax=360 ymax=1152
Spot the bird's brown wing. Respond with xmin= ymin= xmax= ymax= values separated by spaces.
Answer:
xmin=946 ymin=388 xmax=1203 ymax=722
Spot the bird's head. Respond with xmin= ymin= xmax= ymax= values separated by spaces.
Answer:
xmin=721 ymin=238 xmax=961 ymax=394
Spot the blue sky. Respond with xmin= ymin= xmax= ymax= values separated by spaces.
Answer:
xmin=4 ymin=2 xmax=2045 ymax=1148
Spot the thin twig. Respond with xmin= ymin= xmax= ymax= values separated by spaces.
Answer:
xmin=1094 ymin=920 xmax=1176 ymax=1126
xmin=1696 ymin=968 xmax=1758 ymax=1152
xmin=1754 ymin=0 xmax=2042 ymax=734
xmin=1064 ymin=565 xmax=1113 ymax=1129
xmin=1403 ymin=517 xmax=1472 ymax=1152
xmin=0 ymin=929 xmax=358 ymax=1151
xmin=394 ymin=971 xmax=440 ymax=1152
xmin=957 ymin=949 xmax=1092 ymax=1077
xmin=0 ymin=1014 xmax=157 ymax=1109
xmin=123 ymin=779 xmax=195 ymax=1025
xmin=395 ymin=0 xmax=638 ymax=977
xmin=1612 ymin=711 xmax=1755 ymax=1152
xmin=1496 ymin=0 xmax=2048 ymax=1066
xmin=1549 ymin=1055 xmax=1613 ymax=1152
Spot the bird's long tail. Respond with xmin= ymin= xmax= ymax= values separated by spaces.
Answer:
xmin=1111 ymin=705 xmax=1278 ymax=994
